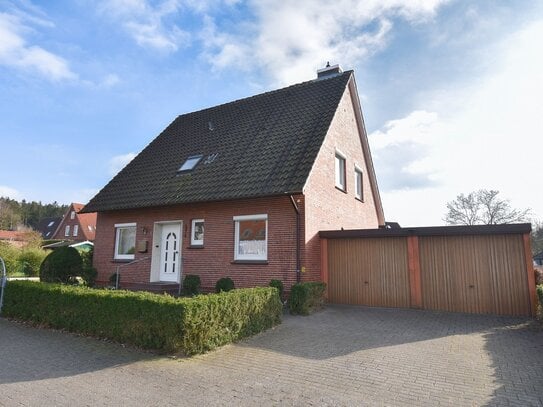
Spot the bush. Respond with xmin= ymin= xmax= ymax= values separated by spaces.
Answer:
xmin=39 ymin=247 xmax=82 ymax=284
xmin=269 ymin=279 xmax=284 ymax=300
xmin=183 ymin=274 xmax=201 ymax=296
xmin=0 ymin=242 xmax=21 ymax=276
xmin=109 ymin=272 xmax=120 ymax=288
xmin=288 ymin=282 xmax=326 ymax=315
xmin=3 ymin=281 xmax=282 ymax=355
xmin=18 ymin=248 xmax=48 ymax=276
xmin=79 ymin=248 xmax=97 ymax=287
xmin=215 ymin=277 xmax=235 ymax=293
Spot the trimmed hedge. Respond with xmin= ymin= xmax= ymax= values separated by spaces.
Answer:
xmin=3 ymin=281 xmax=282 ymax=355
xmin=39 ymin=247 xmax=82 ymax=283
xmin=288 ymin=282 xmax=326 ymax=315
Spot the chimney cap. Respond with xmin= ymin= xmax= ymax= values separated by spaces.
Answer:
xmin=317 ymin=62 xmax=342 ymax=79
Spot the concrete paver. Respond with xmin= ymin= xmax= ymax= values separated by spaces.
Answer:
xmin=1 ymin=305 xmax=542 ymax=406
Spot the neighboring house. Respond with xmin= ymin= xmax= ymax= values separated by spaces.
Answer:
xmin=0 ymin=230 xmax=26 ymax=248
xmin=52 ymin=203 xmax=97 ymax=242
xmin=82 ymin=65 xmax=385 ymax=292
xmin=36 ymin=216 xmax=62 ymax=239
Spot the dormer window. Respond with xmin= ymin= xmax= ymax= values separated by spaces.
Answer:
xmin=178 ymin=154 xmax=203 ymax=173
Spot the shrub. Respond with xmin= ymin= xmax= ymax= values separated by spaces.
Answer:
xmin=0 ymin=242 xmax=21 ymax=276
xmin=215 ymin=277 xmax=235 ymax=293
xmin=537 ymin=285 xmax=543 ymax=322
xmin=269 ymin=279 xmax=284 ymax=300
xmin=183 ymin=274 xmax=201 ymax=296
xmin=79 ymin=248 xmax=97 ymax=287
xmin=39 ymin=246 xmax=82 ymax=284
xmin=109 ymin=272 xmax=120 ymax=288
xmin=18 ymin=248 xmax=47 ymax=277
xmin=3 ymin=281 xmax=282 ymax=354
xmin=288 ymin=281 xmax=326 ymax=315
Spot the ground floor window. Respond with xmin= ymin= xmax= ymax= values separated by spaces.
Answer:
xmin=234 ymin=214 xmax=267 ymax=261
xmin=191 ymin=219 xmax=204 ymax=246
xmin=114 ymin=223 xmax=136 ymax=260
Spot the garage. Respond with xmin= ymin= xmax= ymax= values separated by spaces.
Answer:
xmin=320 ymin=224 xmax=537 ymax=316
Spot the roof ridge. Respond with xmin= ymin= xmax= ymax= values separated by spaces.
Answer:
xmin=175 ymin=70 xmax=353 ymax=120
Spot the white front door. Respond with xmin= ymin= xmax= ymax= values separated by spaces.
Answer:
xmin=159 ymin=223 xmax=181 ymax=282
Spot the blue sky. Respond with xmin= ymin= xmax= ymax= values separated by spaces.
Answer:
xmin=1 ymin=0 xmax=542 ymax=226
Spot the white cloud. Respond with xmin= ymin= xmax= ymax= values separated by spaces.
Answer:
xmin=371 ymin=19 xmax=543 ymax=225
xmin=0 ymin=185 xmax=22 ymax=200
xmin=109 ymin=153 xmax=137 ymax=176
xmin=202 ymin=0 xmax=449 ymax=85
xmin=0 ymin=12 xmax=76 ymax=81
xmin=98 ymin=0 xmax=190 ymax=52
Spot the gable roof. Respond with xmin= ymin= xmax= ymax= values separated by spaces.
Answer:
xmin=36 ymin=216 xmax=62 ymax=239
xmin=82 ymin=70 xmax=382 ymax=216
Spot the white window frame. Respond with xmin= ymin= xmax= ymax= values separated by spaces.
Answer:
xmin=70 ymin=211 xmax=76 ymax=220
xmin=335 ymin=150 xmax=346 ymax=191
xmin=73 ymin=224 xmax=79 ymax=237
xmin=191 ymin=219 xmax=204 ymax=246
xmin=65 ymin=225 xmax=70 ymax=237
xmin=114 ymin=222 xmax=137 ymax=260
xmin=354 ymin=165 xmax=363 ymax=201
xmin=233 ymin=214 xmax=268 ymax=261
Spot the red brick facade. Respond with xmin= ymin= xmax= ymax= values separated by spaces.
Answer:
xmin=93 ymin=82 xmax=383 ymax=292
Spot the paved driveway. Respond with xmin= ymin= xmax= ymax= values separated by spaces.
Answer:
xmin=1 ymin=306 xmax=542 ymax=406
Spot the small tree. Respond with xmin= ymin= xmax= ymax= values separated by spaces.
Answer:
xmin=444 ymin=189 xmax=530 ymax=225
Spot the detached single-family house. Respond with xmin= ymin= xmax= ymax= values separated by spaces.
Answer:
xmin=51 ymin=203 xmax=97 ymax=242
xmin=82 ymin=65 xmax=385 ymax=292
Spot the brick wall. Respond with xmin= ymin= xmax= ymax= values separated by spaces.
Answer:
xmin=93 ymin=195 xmax=303 ymax=292
xmin=303 ymin=82 xmax=381 ymax=281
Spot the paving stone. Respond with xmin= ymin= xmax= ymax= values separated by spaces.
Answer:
xmin=1 ymin=306 xmax=542 ymax=406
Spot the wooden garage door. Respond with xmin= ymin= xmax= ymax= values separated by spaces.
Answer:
xmin=419 ymin=235 xmax=531 ymax=316
xmin=327 ymin=237 xmax=410 ymax=307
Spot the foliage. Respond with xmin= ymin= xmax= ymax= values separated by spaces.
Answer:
xmin=444 ymin=189 xmax=530 ymax=225
xmin=182 ymin=274 xmax=201 ymax=296
xmin=215 ymin=277 xmax=235 ymax=293
xmin=109 ymin=272 xmax=119 ymax=287
xmin=269 ymin=279 xmax=284 ymax=300
xmin=288 ymin=282 xmax=326 ymax=315
xmin=3 ymin=281 xmax=282 ymax=354
xmin=537 ymin=285 xmax=543 ymax=321
xmin=79 ymin=247 xmax=97 ymax=286
xmin=0 ymin=241 xmax=47 ymax=277
xmin=39 ymin=246 xmax=82 ymax=284
xmin=0 ymin=197 xmax=67 ymax=231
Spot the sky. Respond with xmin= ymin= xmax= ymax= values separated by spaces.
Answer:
xmin=0 ymin=0 xmax=542 ymax=227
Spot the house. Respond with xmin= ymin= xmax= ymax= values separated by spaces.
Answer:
xmin=0 ymin=230 xmax=26 ymax=248
xmin=36 ymin=216 xmax=62 ymax=239
xmin=51 ymin=203 xmax=97 ymax=243
xmin=82 ymin=65 xmax=385 ymax=292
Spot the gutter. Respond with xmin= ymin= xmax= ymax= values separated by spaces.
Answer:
xmin=289 ymin=195 xmax=301 ymax=283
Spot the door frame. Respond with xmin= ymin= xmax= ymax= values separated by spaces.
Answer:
xmin=150 ymin=220 xmax=183 ymax=283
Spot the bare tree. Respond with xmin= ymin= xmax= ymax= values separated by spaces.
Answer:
xmin=444 ymin=189 xmax=530 ymax=225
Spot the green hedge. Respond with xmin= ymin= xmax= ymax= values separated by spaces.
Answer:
xmin=2 ymin=281 xmax=282 ymax=355
xmin=288 ymin=281 xmax=326 ymax=315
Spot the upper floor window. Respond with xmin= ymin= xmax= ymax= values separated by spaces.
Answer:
xmin=70 ymin=211 xmax=76 ymax=220
xmin=335 ymin=151 xmax=346 ymax=191
xmin=73 ymin=225 xmax=79 ymax=237
xmin=234 ymin=214 xmax=267 ymax=261
xmin=65 ymin=225 xmax=70 ymax=237
xmin=191 ymin=219 xmax=204 ymax=246
xmin=114 ymin=223 xmax=136 ymax=260
xmin=355 ymin=167 xmax=363 ymax=201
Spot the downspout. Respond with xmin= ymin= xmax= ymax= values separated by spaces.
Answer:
xmin=289 ymin=195 xmax=301 ymax=283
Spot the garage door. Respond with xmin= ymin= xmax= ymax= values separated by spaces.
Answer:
xmin=327 ymin=237 xmax=411 ymax=308
xmin=419 ymin=235 xmax=531 ymax=316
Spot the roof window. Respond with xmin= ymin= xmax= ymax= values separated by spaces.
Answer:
xmin=178 ymin=154 xmax=203 ymax=173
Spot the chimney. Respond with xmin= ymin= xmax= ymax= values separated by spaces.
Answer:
xmin=317 ymin=62 xmax=342 ymax=79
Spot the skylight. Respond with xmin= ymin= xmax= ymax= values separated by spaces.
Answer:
xmin=178 ymin=154 xmax=203 ymax=172
xmin=47 ymin=221 xmax=55 ymax=227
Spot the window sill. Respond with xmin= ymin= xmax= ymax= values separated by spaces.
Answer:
xmin=188 ymin=244 xmax=204 ymax=249
xmin=355 ymin=196 xmax=364 ymax=203
xmin=111 ymin=258 xmax=134 ymax=263
xmin=335 ymin=186 xmax=347 ymax=194
xmin=231 ymin=260 xmax=269 ymax=265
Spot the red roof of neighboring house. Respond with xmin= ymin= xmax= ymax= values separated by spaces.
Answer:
xmin=75 ymin=203 xmax=97 ymax=240
xmin=52 ymin=203 xmax=97 ymax=241
xmin=0 ymin=230 xmax=24 ymax=241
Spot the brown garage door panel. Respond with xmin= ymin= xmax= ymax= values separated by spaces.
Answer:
xmin=327 ymin=237 xmax=410 ymax=307
xmin=419 ymin=235 xmax=531 ymax=316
